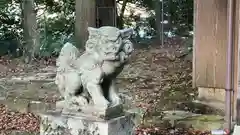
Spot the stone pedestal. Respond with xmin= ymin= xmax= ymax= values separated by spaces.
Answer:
xmin=40 ymin=111 xmax=136 ymax=135
xmin=56 ymin=100 xmax=124 ymax=120
xmin=233 ymin=125 xmax=240 ymax=135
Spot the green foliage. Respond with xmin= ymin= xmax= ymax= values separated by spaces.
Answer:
xmin=170 ymin=0 xmax=193 ymax=36
xmin=0 ymin=0 xmax=194 ymax=57
xmin=36 ymin=0 xmax=75 ymax=14
xmin=0 ymin=1 xmax=22 ymax=57
xmin=35 ymin=0 xmax=75 ymax=57
xmin=37 ymin=1 xmax=75 ymax=57
xmin=0 ymin=0 xmax=9 ymax=10
xmin=39 ymin=34 xmax=74 ymax=57
xmin=123 ymin=0 xmax=193 ymax=37
xmin=0 ymin=1 xmax=22 ymax=40
xmin=0 ymin=0 xmax=75 ymax=57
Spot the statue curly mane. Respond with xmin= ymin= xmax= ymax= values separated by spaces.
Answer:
xmin=85 ymin=26 xmax=124 ymax=59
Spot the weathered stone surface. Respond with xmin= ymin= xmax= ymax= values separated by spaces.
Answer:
xmin=0 ymin=71 xmax=56 ymax=84
xmin=176 ymin=115 xmax=224 ymax=130
xmin=233 ymin=125 xmax=240 ymax=135
xmin=55 ymin=26 xmax=134 ymax=116
xmin=176 ymin=100 xmax=224 ymax=115
xmin=0 ymin=79 xmax=132 ymax=114
xmin=197 ymin=87 xmax=226 ymax=113
xmin=198 ymin=87 xmax=225 ymax=102
xmin=0 ymin=97 xmax=30 ymax=113
xmin=40 ymin=111 xmax=136 ymax=135
xmin=159 ymin=110 xmax=225 ymax=130
xmin=7 ymin=131 xmax=38 ymax=135
xmin=0 ymin=97 xmax=55 ymax=113
xmin=126 ymin=108 xmax=145 ymax=125
xmin=0 ymin=81 xmax=59 ymax=102
xmin=28 ymin=101 xmax=56 ymax=113
xmin=9 ymin=72 xmax=55 ymax=83
xmin=56 ymin=100 xmax=124 ymax=120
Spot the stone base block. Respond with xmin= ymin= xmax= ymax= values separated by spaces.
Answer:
xmin=198 ymin=87 xmax=225 ymax=102
xmin=40 ymin=111 xmax=136 ymax=135
xmin=233 ymin=125 xmax=240 ymax=135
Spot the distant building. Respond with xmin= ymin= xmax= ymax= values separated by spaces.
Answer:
xmin=96 ymin=0 xmax=117 ymax=27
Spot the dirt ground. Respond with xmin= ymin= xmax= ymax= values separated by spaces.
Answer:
xmin=0 ymin=42 xmax=214 ymax=135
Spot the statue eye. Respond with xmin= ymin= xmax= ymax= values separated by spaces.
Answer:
xmin=128 ymin=45 xmax=131 ymax=49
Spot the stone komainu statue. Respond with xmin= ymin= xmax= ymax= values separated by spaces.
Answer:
xmin=55 ymin=26 xmax=134 ymax=112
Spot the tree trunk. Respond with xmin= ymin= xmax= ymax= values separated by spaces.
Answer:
xmin=155 ymin=0 xmax=162 ymax=41
xmin=22 ymin=0 xmax=40 ymax=63
xmin=167 ymin=0 xmax=173 ymax=32
xmin=118 ymin=0 xmax=128 ymax=29
xmin=75 ymin=0 xmax=96 ymax=50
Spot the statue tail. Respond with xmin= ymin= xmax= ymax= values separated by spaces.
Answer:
xmin=56 ymin=42 xmax=81 ymax=68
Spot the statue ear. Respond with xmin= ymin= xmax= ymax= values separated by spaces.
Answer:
xmin=88 ymin=27 xmax=99 ymax=37
xmin=120 ymin=28 xmax=134 ymax=38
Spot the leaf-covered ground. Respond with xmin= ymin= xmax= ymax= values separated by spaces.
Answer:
xmin=0 ymin=43 xmax=213 ymax=135
xmin=119 ymin=44 xmax=195 ymax=118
